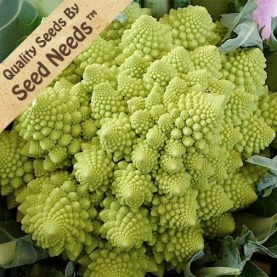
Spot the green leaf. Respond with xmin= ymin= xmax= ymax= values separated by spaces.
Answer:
xmin=207 ymin=220 xmax=277 ymax=274
xmin=64 ymin=262 xmax=76 ymax=277
xmin=144 ymin=0 xmax=171 ymax=18
xmin=243 ymin=239 xmax=277 ymax=259
xmin=219 ymin=20 xmax=263 ymax=52
xmin=9 ymin=259 xmax=71 ymax=277
xmin=235 ymin=223 xmax=277 ymax=262
xmin=0 ymin=235 xmax=49 ymax=268
xmin=256 ymin=173 xmax=277 ymax=193
xmin=214 ymin=236 xmax=242 ymax=269
xmin=235 ymin=226 xmax=256 ymax=246
xmin=265 ymin=50 xmax=277 ymax=91
xmin=246 ymin=157 xmax=277 ymax=217
xmin=239 ymin=261 xmax=269 ymax=277
xmin=227 ymin=0 xmax=248 ymax=13
xmin=263 ymin=231 xmax=277 ymax=256
xmin=183 ymin=251 xmax=204 ymax=277
xmin=172 ymin=0 xmax=190 ymax=8
xmin=234 ymin=213 xmax=277 ymax=242
xmin=0 ymin=202 xmax=49 ymax=268
xmin=221 ymin=0 xmax=257 ymax=40
xmin=181 ymin=211 xmax=277 ymax=277
xmin=0 ymin=0 xmax=41 ymax=62
xmin=247 ymin=156 xmax=277 ymax=175
xmin=233 ymin=0 xmax=248 ymax=11
xmin=27 ymin=0 xmax=63 ymax=16
xmin=249 ymin=188 xmax=277 ymax=217
xmin=195 ymin=267 xmax=241 ymax=277
xmin=268 ymin=16 xmax=277 ymax=51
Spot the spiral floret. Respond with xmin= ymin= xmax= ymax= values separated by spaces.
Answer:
xmin=75 ymin=36 xmax=120 ymax=72
xmin=16 ymin=81 xmax=85 ymax=166
xmin=120 ymin=15 xmax=173 ymax=61
xmin=18 ymin=175 xmax=94 ymax=260
xmin=84 ymin=246 xmax=157 ymax=277
xmin=112 ymin=164 xmax=156 ymax=208
xmin=91 ymin=82 xmax=127 ymax=125
xmin=0 ymin=131 xmax=34 ymax=195
xmin=197 ymin=185 xmax=234 ymax=220
xmin=100 ymin=200 xmax=154 ymax=250
xmin=155 ymin=170 xmax=191 ymax=197
xmin=153 ymin=226 xmax=204 ymax=265
xmin=132 ymin=141 xmax=159 ymax=173
xmin=98 ymin=114 xmax=136 ymax=154
xmin=201 ymin=213 xmax=235 ymax=238
xmin=221 ymin=48 xmax=267 ymax=95
xmin=222 ymin=171 xmax=258 ymax=211
xmin=256 ymin=90 xmax=277 ymax=131
xmin=160 ymin=6 xmax=220 ymax=50
xmin=152 ymin=190 xmax=198 ymax=228
xmin=73 ymin=144 xmax=114 ymax=193
xmin=190 ymin=45 xmax=222 ymax=79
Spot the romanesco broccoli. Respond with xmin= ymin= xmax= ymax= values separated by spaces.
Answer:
xmin=0 ymin=4 xmax=276 ymax=277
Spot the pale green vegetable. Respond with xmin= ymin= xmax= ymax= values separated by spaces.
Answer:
xmin=0 ymin=3 xmax=276 ymax=276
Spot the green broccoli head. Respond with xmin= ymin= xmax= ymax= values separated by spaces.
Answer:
xmin=3 ymin=4 xmax=276 ymax=275
xmin=17 ymin=172 xmax=94 ymax=260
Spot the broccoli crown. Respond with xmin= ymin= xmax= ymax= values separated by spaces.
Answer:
xmin=15 ymin=80 xmax=91 ymax=168
xmin=84 ymin=245 xmax=157 ymax=277
xmin=75 ymin=37 xmax=120 ymax=73
xmin=100 ymin=198 xmax=154 ymax=250
xmin=112 ymin=164 xmax=156 ymax=208
xmin=221 ymin=48 xmax=267 ymax=95
xmin=0 ymin=131 xmax=34 ymax=195
xmin=17 ymin=172 xmax=95 ymax=260
xmin=255 ymin=90 xmax=277 ymax=131
xmin=73 ymin=144 xmax=115 ymax=194
xmin=201 ymin=213 xmax=235 ymax=238
xmin=1 ymin=4 xmax=276 ymax=276
xmin=160 ymin=6 xmax=220 ymax=50
xmin=152 ymin=226 xmax=204 ymax=265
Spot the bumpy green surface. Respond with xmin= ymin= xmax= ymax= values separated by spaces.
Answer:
xmin=15 ymin=80 xmax=92 ymax=169
xmin=84 ymin=246 xmax=157 ymax=277
xmin=100 ymin=198 xmax=154 ymax=250
xmin=0 ymin=131 xmax=34 ymax=195
xmin=153 ymin=226 xmax=204 ymax=266
xmin=112 ymin=164 xmax=156 ymax=208
xmin=160 ymin=5 xmax=220 ymax=50
xmin=74 ymin=144 xmax=114 ymax=194
xmin=17 ymin=172 xmax=95 ymax=260
xmin=201 ymin=213 xmax=235 ymax=238
xmin=0 ymin=3 xmax=276 ymax=277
